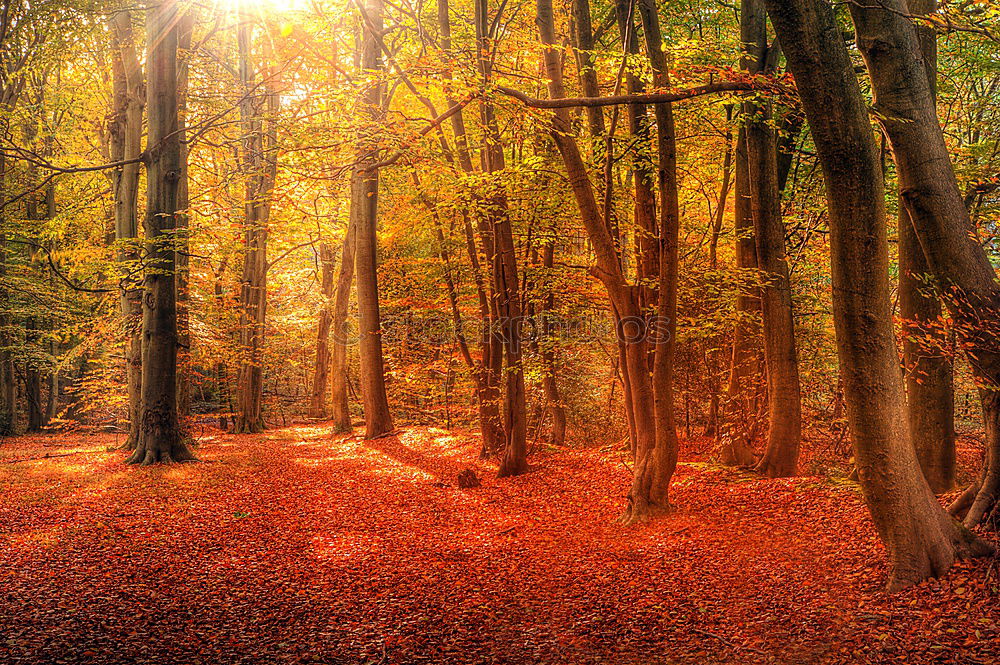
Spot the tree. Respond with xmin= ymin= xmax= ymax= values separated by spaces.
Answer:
xmin=760 ymin=0 xmax=992 ymax=589
xmin=126 ymin=0 xmax=195 ymax=465
xmin=234 ymin=12 xmax=279 ymax=434
xmin=353 ymin=0 xmax=394 ymax=439
xmin=107 ymin=9 xmax=144 ymax=449
xmin=536 ymin=0 xmax=677 ymax=521
xmin=741 ymin=0 xmax=802 ymax=477
xmin=844 ymin=1 xmax=1000 ymax=521
xmin=309 ymin=240 xmax=336 ymax=419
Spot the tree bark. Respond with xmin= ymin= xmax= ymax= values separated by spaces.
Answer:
xmin=436 ymin=0 xmax=504 ymax=457
xmin=329 ymin=218 xmax=357 ymax=433
xmin=127 ymin=0 xmax=195 ymax=465
xmin=234 ymin=12 xmax=278 ymax=434
xmin=742 ymin=0 xmax=802 ymax=477
xmin=536 ymin=0 xmax=675 ymax=520
xmin=721 ymin=127 xmax=763 ymax=466
xmin=761 ymin=0 xmax=991 ymax=590
xmin=475 ymin=0 xmax=528 ymax=476
xmin=847 ymin=0 xmax=1000 ymax=525
xmin=353 ymin=0 xmax=394 ymax=439
xmin=309 ymin=241 xmax=337 ymax=418
xmin=108 ymin=10 xmax=144 ymax=449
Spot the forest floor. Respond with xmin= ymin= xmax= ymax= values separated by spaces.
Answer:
xmin=1 ymin=425 xmax=998 ymax=665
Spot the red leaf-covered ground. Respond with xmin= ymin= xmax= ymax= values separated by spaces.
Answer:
xmin=1 ymin=426 xmax=998 ymax=664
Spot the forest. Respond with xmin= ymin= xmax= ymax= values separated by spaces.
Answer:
xmin=1 ymin=0 xmax=999 ymax=663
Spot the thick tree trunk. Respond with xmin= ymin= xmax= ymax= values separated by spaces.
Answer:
xmin=721 ymin=127 xmax=762 ymax=466
xmin=761 ymin=0 xmax=991 ymax=590
xmin=330 ymin=218 xmax=357 ymax=433
xmin=847 ymin=0 xmax=1000 ymax=525
xmin=234 ymin=13 xmax=278 ymax=434
xmin=742 ymin=0 xmax=802 ymax=477
xmin=309 ymin=242 xmax=336 ymax=419
xmin=353 ymin=0 xmax=394 ymax=439
xmin=127 ymin=0 xmax=195 ymax=465
xmin=108 ymin=10 xmax=144 ymax=449
xmin=636 ymin=0 xmax=681 ymax=519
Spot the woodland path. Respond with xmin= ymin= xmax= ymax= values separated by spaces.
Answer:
xmin=1 ymin=425 xmax=997 ymax=665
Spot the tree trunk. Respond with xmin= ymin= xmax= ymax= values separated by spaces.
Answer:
xmin=353 ymin=0 xmax=394 ymax=439
xmin=536 ymin=0 xmax=674 ymax=520
xmin=721 ymin=127 xmax=763 ymax=466
xmin=330 ymin=218 xmax=357 ymax=433
xmin=847 ymin=0 xmax=1000 ymax=525
xmin=436 ymin=0 xmax=504 ymax=457
xmin=636 ymin=0 xmax=681 ymax=519
xmin=761 ymin=0 xmax=991 ymax=590
xmin=234 ymin=12 xmax=278 ymax=434
xmin=108 ymin=10 xmax=144 ymax=449
xmin=309 ymin=242 xmax=336 ymax=419
xmin=742 ymin=0 xmax=802 ymax=477
xmin=540 ymin=234 xmax=566 ymax=446
xmin=475 ymin=0 xmax=528 ymax=476
xmin=705 ymin=121 xmax=734 ymax=438
xmin=127 ymin=0 xmax=195 ymax=465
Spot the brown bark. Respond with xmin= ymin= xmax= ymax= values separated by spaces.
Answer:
xmin=742 ymin=0 xmax=802 ymax=477
xmin=234 ymin=13 xmax=279 ymax=434
xmin=572 ymin=0 xmax=605 ymax=140
xmin=127 ymin=0 xmax=195 ymax=465
xmin=847 ymin=0 xmax=1000 ymax=525
xmin=354 ymin=0 xmax=394 ymax=439
xmin=536 ymin=0 xmax=675 ymax=521
xmin=108 ymin=10 xmax=144 ymax=449
xmin=329 ymin=218 xmax=357 ymax=433
xmin=762 ymin=0 xmax=991 ymax=590
xmin=309 ymin=242 xmax=337 ymax=419
xmin=475 ymin=0 xmax=528 ymax=477
xmin=721 ymin=127 xmax=763 ymax=466
xmin=436 ymin=0 xmax=504 ymax=456
xmin=540 ymin=234 xmax=567 ymax=446
xmin=637 ymin=0 xmax=681 ymax=517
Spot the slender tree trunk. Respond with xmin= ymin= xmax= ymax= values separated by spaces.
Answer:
xmin=572 ymin=0 xmax=605 ymax=141
xmin=309 ymin=241 xmax=337 ymax=418
xmin=742 ymin=0 xmax=802 ymax=477
xmin=475 ymin=0 xmax=528 ymax=476
xmin=540 ymin=233 xmax=566 ymax=445
xmin=637 ymin=0 xmax=681 ymax=517
xmin=353 ymin=0 xmax=394 ymax=439
xmin=847 ymin=0 xmax=1000 ymax=525
xmin=0 ymin=151 xmax=15 ymax=436
xmin=330 ymin=218 xmax=357 ymax=432
xmin=108 ymin=10 xmax=144 ymax=449
xmin=234 ymin=13 xmax=278 ymax=434
xmin=436 ymin=0 xmax=504 ymax=456
xmin=761 ymin=0 xmax=991 ymax=590
xmin=127 ymin=0 xmax=194 ymax=465
xmin=705 ymin=122 xmax=734 ymax=437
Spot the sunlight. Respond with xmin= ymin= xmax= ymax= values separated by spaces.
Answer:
xmin=212 ymin=0 xmax=313 ymax=14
